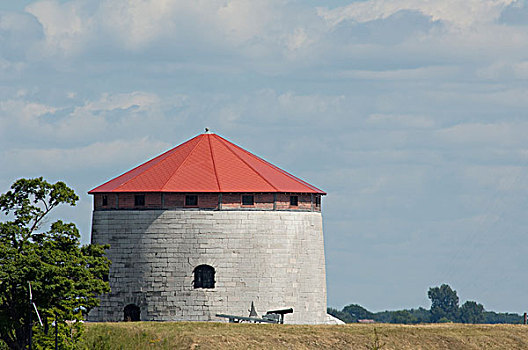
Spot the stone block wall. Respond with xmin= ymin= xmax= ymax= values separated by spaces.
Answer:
xmin=87 ymin=210 xmax=327 ymax=324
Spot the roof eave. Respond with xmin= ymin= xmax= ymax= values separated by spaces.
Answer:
xmin=88 ymin=189 xmax=326 ymax=195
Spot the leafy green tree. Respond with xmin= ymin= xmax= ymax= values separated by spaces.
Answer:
xmin=389 ymin=310 xmax=418 ymax=324
xmin=342 ymin=304 xmax=374 ymax=322
xmin=409 ymin=307 xmax=431 ymax=323
xmin=327 ymin=307 xmax=354 ymax=323
xmin=0 ymin=178 xmax=110 ymax=350
xmin=459 ymin=301 xmax=484 ymax=324
xmin=483 ymin=311 xmax=523 ymax=324
xmin=427 ymin=284 xmax=459 ymax=322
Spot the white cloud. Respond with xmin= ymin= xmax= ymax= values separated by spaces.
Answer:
xmin=0 ymin=11 xmax=43 ymax=60
xmin=24 ymin=0 xmax=285 ymax=56
xmin=318 ymin=0 xmax=516 ymax=28
xmin=286 ymin=27 xmax=313 ymax=51
xmin=367 ymin=113 xmax=435 ymax=129
xmin=336 ymin=66 xmax=460 ymax=80
xmin=17 ymin=0 xmax=528 ymax=74
xmin=436 ymin=122 xmax=528 ymax=146
xmin=0 ymin=91 xmax=164 ymax=146
xmin=216 ymin=0 xmax=275 ymax=44
xmin=477 ymin=60 xmax=528 ymax=80
xmin=0 ymin=99 xmax=58 ymax=133
xmin=463 ymin=165 xmax=528 ymax=192
xmin=25 ymin=0 xmax=93 ymax=56
xmin=2 ymin=137 xmax=169 ymax=174
xmin=79 ymin=91 xmax=160 ymax=113
xmin=277 ymin=91 xmax=346 ymax=115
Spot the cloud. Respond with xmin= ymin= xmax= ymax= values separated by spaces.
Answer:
xmin=25 ymin=0 xmax=94 ymax=56
xmin=499 ymin=0 xmax=528 ymax=25
xmin=12 ymin=0 xmax=528 ymax=79
xmin=0 ymin=11 xmax=43 ymax=61
xmin=463 ymin=165 xmax=528 ymax=192
xmin=476 ymin=60 xmax=528 ymax=80
xmin=318 ymin=0 xmax=516 ymax=28
xmin=367 ymin=113 xmax=435 ymax=129
xmin=79 ymin=91 xmax=160 ymax=113
xmin=285 ymin=27 xmax=313 ymax=51
xmin=437 ymin=122 xmax=528 ymax=146
xmin=0 ymin=99 xmax=58 ymax=136
xmin=23 ymin=0 xmax=290 ymax=58
xmin=336 ymin=66 xmax=459 ymax=80
xmin=1 ymin=137 xmax=169 ymax=175
xmin=0 ymin=91 xmax=166 ymax=147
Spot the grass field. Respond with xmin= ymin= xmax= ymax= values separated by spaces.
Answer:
xmin=81 ymin=322 xmax=528 ymax=349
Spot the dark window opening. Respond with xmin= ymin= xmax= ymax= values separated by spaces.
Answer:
xmin=134 ymin=194 xmax=145 ymax=206
xmin=290 ymin=196 xmax=298 ymax=206
xmin=315 ymin=196 xmax=321 ymax=206
xmin=242 ymin=195 xmax=254 ymax=206
xmin=102 ymin=195 xmax=108 ymax=206
xmin=193 ymin=264 xmax=215 ymax=289
xmin=124 ymin=304 xmax=140 ymax=322
xmin=185 ymin=195 xmax=198 ymax=206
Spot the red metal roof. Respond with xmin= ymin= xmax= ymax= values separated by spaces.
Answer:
xmin=89 ymin=133 xmax=326 ymax=194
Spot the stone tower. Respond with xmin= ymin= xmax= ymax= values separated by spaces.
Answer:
xmin=87 ymin=132 xmax=328 ymax=324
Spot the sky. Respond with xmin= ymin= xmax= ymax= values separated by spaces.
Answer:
xmin=2 ymin=0 xmax=528 ymax=314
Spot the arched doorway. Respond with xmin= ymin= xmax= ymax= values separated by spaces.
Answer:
xmin=124 ymin=304 xmax=140 ymax=321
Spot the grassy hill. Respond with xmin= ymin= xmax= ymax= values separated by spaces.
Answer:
xmin=81 ymin=322 xmax=528 ymax=349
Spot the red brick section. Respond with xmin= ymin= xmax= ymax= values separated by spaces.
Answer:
xmin=94 ymin=193 xmax=321 ymax=212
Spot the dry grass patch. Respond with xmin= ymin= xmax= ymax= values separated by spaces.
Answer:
xmin=81 ymin=322 xmax=528 ymax=350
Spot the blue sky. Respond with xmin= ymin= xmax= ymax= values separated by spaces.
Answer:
xmin=2 ymin=0 xmax=528 ymax=313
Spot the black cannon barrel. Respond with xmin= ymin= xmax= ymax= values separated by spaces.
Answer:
xmin=266 ymin=308 xmax=293 ymax=315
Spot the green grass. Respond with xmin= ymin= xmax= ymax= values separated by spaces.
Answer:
xmin=80 ymin=322 xmax=528 ymax=349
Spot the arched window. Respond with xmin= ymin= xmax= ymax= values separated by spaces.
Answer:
xmin=193 ymin=265 xmax=215 ymax=289
xmin=124 ymin=304 xmax=140 ymax=321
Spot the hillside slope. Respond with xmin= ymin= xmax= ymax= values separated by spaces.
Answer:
xmin=81 ymin=322 xmax=528 ymax=349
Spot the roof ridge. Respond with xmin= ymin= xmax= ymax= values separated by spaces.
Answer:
xmin=216 ymin=134 xmax=323 ymax=193
xmin=207 ymin=134 xmax=222 ymax=192
xmin=159 ymin=134 xmax=206 ymax=191
xmin=214 ymin=135 xmax=279 ymax=192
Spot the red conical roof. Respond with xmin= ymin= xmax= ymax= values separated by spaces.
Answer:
xmin=89 ymin=133 xmax=325 ymax=194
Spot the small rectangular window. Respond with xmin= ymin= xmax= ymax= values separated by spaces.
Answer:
xmin=290 ymin=195 xmax=298 ymax=206
xmin=134 ymin=194 xmax=145 ymax=206
xmin=242 ymin=195 xmax=254 ymax=206
xmin=102 ymin=195 xmax=108 ymax=206
xmin=315 ymin=196 xmax=321 ymax=206
xmin=185 ymin=195 xmax=198 ymax=206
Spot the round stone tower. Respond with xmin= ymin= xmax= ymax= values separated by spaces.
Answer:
xmin=87 ymin=132 xmax=328 ymax=324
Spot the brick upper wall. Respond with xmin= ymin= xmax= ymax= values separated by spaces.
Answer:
xmin=93 ymin=192 xmax=322 ymax=212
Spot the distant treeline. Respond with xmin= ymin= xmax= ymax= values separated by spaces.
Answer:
xmin=328 ymin=284 xmax=523 ymax=324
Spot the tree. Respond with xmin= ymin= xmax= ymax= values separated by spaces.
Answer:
xmin=427 ymin=284 xmax=459 ymax=322
xmin=342 ymin=304 xmax=375 ymax=322
xmin=0 ymin=178 xmax=110 ymax=350
xmin=408 ymin=307 xmax=431 ymax=323
xmin=389 ymin=310 xmax=418 ymax=324
xmin=459 ymin=301 xmax=484 ymax=324
xmin=483 ymin=311 xmax=523 ymax=324
xmin=327 ymin=307 xmax=353 ymax=323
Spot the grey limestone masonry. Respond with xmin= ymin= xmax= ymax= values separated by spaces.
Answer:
xmin=87 ymin=210 xmax=327 ymax=324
